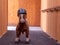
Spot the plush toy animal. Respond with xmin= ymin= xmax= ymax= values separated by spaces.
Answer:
xmin=15 ymin=8 xmax=30 ymax=44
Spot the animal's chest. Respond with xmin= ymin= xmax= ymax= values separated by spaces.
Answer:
xmin=19 ymin=23 xmax=27 ymax=32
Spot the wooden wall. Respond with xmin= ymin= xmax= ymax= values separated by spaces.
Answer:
xmin=41 ymin=0 xmax=60 ymax=43
xmin=8 ymin=0 xmax=40 ymax=26
xmin=0 ymin=0 xmax=8 ymax=38
xmin=8 ymin=0 xmax=19 ymax=26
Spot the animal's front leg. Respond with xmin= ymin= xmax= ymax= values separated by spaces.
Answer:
xmin=15 ymin=25 xmax=21 ymax=43
xmin=15 ymin=30 xmax=21 ymax=43
xmin=25 ymin=29 xmax=30 ymax=44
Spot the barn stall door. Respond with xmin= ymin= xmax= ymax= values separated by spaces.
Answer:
xmin=8 ymin=0 xmax=40 ymax=26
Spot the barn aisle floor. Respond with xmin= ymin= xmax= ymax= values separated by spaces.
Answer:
xmin=0 ymin=26 xmax=59 ymax=45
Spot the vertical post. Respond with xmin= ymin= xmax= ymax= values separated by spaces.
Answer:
xmin=0 ymin=0 xmax=8 ymax=38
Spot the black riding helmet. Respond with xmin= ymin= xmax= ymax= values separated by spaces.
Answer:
xmin=18 ymin=8 xmax=27 ymax=16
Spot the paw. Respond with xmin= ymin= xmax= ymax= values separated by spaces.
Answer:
xmin=14 ymin=38 xmax=20 ymax=44
xmin=25 ymin=38 xmax=30 ymax=44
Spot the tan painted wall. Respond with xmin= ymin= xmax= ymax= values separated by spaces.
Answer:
xmin=0 ymin=0 xmax=8 ymax=38
xmin=41 ymin=0 xmax=60 ymax=42
xmin=8 ymin=0 xmax=40 ymax=26
xmin=56 ymin=0 xmax=60 ymax=42
xmin=57 ymin=11 xmax=60 ymax=42
xmin=46 ymin=12 xmax=57 ymax=40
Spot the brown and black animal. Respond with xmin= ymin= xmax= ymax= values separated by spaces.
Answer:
xmin=15 ymin=8 xmax=30 ymax=44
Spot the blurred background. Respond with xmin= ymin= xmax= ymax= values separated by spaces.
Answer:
xmin=8 ymin=0 xmax=40 ymax=26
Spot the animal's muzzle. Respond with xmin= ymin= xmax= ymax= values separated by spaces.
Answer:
xmin=20 ymin=19 xmax=25 ymax=23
